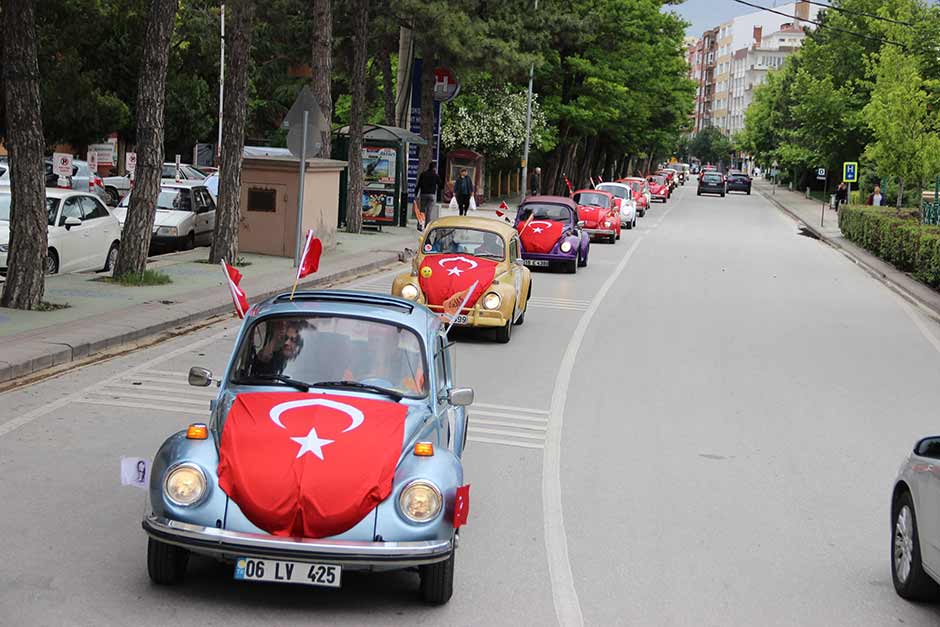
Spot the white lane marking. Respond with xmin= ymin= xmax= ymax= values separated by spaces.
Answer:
xmin=469 ymin=426 xmax=545 ymax=440
xmin=472 ymin=402 xmax=548 ymax=415
xmin=72 ymin=399 xmax=204 ymax=414
xmin=145 ymin=369 xmax=189 ymax=377
xmin=468 ymin=435 xmax=544 ymax=450
xmin=0 ymin=326 xmax=234 ymax=438
xmin=83 ymin=390 xmax=209 ymax=407
xmin=471 ymin=418 xmax=547 ymax=432
xmin=473 ymin=410 xmax=549 ymax=423
xmin=541 ymin=193 xmax=679 ymax=627
xmin=100 ymin=383 xmax=215 ymax=399
xmin=891 ymin=291 xmax=940 ymax=356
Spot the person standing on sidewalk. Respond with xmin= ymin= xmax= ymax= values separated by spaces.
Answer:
xmin=454 ymin=168 xmax=474 ymax=216
xmin=835 ymin=182 xmax=848 ymax=210
xmin=528 ymin=167 xmax=541 ymax=196
xmin=867 ymin=185 xmax=886 ymax=206
xmin=416 ymin=164 xmax=442 ymax=231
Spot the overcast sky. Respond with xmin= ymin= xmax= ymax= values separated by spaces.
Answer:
xmin=668 ymin=0 xmax=786 ymax=38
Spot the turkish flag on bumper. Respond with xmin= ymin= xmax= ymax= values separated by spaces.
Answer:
xmin=218 ymin=392 xmax=407 ymax=539
xmin=518 ymin=220 xmax=564 ymax=253
xmin=418 ymin=254 xmax=497 ymax=308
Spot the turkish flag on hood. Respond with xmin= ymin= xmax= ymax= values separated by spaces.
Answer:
xmin=418 ymin=254 xmax=497 ymax=308
xmin=218 ymin=392 xmax=407 ymax=539
xmin=518 ymin=219 xmax=564 ymax=253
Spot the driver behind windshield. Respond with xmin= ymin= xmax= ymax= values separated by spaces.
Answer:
xmin=345 ymin=323 xmax=425 ymax=394
xmin=248 ymin=318 xmax=308 ymax=377
xmin=473 ymin=231 xmax=504 ymax=258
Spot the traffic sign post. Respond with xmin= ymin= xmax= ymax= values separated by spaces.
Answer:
xmin=843 ymin=161 xmax=858 ymax=205
xmin=817 ymin=167 xmax=828 ymax=227
xmin=126 ymin=152 xmax=137 ymax=183
xmin=86 ymin=150 xmax=98 ymax=174
xmin=53 ymin=152 xmax=73 ymax=188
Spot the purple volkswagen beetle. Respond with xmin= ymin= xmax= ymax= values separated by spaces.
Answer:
xmin=514 ymin=196 xmax=590 ymax=274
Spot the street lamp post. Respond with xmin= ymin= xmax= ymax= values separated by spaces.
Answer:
xmin=520 ymin=0 xmax=538 ymax=203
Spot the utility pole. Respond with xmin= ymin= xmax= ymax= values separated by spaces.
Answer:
xmin=217 ymin=4 xmax=225 ymax=163
xmin=520 ymin=0 xmax=538 ymax=203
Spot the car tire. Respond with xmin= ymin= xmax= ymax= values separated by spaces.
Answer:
xmin=747 ymin=188 xmax=751 ymax=195
xmin=106 ymin=187 xmax=120 ymax=206
xmin=721 ymin=192 xmax=725 ymax=197
xmin=639 ymin=209 xmax=646 ymax=217
xmin=626 ymin=219 xmax=633 ymax=230
xmin=147 ymin=537 xmax=189 ymax=585
xmin=566 ymin=258 xmax=578 ymax=274
xmin=493 ymin=311 xmax=513 ymax=343
xmin=577 ymin=249 xmax=587 ymax=268
xmin=182 ymin=232 xmax=195 ymax=251
xmin=697 ymin=191 xmax=701 ymax=196
xmin=891 ymin=491 xmax=940 ymax=600
xmin=420 ymin=549 xmax=455 ymax=605
xmin=45 ymin=249 xmax=59 ymax=275
xmin=103 ymin=242 xmax=119 ymax=271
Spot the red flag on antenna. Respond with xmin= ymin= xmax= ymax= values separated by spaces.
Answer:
xmin=221 ymin=260 xmax=249 ymax=319
xmin=563 ymin=174 xmax=574 ymax=195
xmin=296 ymin=229 xmax=323 ymax=280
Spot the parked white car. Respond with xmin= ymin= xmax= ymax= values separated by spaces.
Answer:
xmin=113 ymin=180 xmax=216 ymax=251
xmin=0 ymin=189 xmax=121 ymax=275
xmin=103 ymin=175 xmax=131 ymax=206
xmin=596 ymin=182 xmax=638 ymax=230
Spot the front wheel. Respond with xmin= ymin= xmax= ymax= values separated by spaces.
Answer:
xmin=493 ymin=311 xmax=513 ymax=343
xmin=420 ymin=550 xmax=455 ymax=605
xmin=514 ymin=285 xmax=531 ymax=326
xmin=147 ymin=538 xmax=189 ymax=585
xmin=106 ymin=187 xmax=120 ymax=206
xmin=45 ymin=249 xmax=59 ymax=275
xmin=103 ymin=242 xmax=119 ymax=271
xmin=182 ymin=232 xmax=195 ymax=251
xmin=565 ymin=258 xmax=578 ymax=274
xmin=892 ymin=492 xmax=940 ymax=600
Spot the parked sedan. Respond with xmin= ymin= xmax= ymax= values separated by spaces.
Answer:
xmin=596 ymin=182 xmax=637 ymax=229
xmin=162 ymin=163 xmax=208 ymax=181
xmin=726 ymin=171 xmax=752 ymax=195
xmin=0 ymin=189 xmax=121 ymax=275
xmin=114 ymin=181 xmax=216 ymax=251
xmin=891 ymin=435 xmax=940 ymax=601
xmin=697 ymin=171 xmax=726 ymax=197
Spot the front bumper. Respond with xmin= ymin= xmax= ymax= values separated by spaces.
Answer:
xmin=583 ymin=227 xmax=616 ymax=237
xmin=521 ymin=250 xmax=576 ymax=268
xmin=143 ymin=514 xmax=453 ymax=569
xmin=425 ymin=303 xmax=509 ymax=328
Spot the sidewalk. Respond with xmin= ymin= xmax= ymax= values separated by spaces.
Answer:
xmin=0 ymin=226 xmax=419 ymax=384
xmin=755 ymin=178 xmax=940 ymax=322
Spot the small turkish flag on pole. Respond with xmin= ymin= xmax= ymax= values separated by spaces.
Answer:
xmin=221 ymin=260 xmax=249 ymax=319
xmin=291 ymin=229 xmax=322 ymax=300
xmin=453 ymin=484 xmax=470 ymax=528
xmin=563 ymin=174 xmax=574 ymax=195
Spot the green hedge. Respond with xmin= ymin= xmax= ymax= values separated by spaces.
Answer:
xmin=839 ymin=205 xmax=940 ymax=287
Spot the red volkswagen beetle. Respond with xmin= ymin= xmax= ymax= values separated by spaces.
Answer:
xmin=619 ymin=177 xmax=651 ymax=217
xmin=647 ymin=175 xmax=671 ymax=203
xmin=572 ymin=189 xmax=620 ymax=243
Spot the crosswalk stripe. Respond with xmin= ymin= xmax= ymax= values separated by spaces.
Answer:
xmin=117 ymin=374 xmax=201 ymax=387
xmin=468 ymin=426 xmax=545 ymax=441
xmin=471 ymin=409 xmax=548 ymax=423
xmin=99 ymin=383 xmax=215 ymax=400
xmin=468 ymin=435 xmax=543 ymax=449
xmin=472 ymin=402 xmax=548 ymax=415
xmin=74 ymin=398 xmax=207 ymax=414
xmin=471 ymin=418 xmax=547 ymax=432
xmin=85 ymin=390 xmax=209 ymax=407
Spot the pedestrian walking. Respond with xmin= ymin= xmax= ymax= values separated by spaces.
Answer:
xmin=866 ymin=185 xmax=886 ymax=206
xmin=454 ymin=168 xmax=474 ymax=217
xmin=416 ymin=164 xmax=443 ymax=231
xmin=835 ymin=182 xmax=848 ymax=210
xmin=528 ymin=167 xmax=542 ymax=196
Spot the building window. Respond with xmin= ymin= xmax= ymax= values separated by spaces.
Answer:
xmin=247 ymin=188 xmax=277 ymax=212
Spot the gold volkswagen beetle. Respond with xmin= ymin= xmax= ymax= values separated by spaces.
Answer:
xmin=392 ymin=216 xmax=532 ymax=343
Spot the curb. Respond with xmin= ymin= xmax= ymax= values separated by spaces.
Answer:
xmin=0 ymin=252 xmax=404 ymax=385
xmin=757 ymin=185 xmax=940 ymax=324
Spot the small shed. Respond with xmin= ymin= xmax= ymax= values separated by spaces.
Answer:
xmin=237 ymin=154 xmax=346 ymax=257
xmin=333 ymin=124 xmax=427 ymax=228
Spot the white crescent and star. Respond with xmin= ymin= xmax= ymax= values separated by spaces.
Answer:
xmin=268 ymin=398 xmax=365 ymax=460
xmin=528 ymin=220 xmax=554 ymax=235
xmin=438 ymin=255 xmax=479 ymax=277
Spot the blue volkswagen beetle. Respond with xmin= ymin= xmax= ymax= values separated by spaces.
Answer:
xmin=142 ymin=290 xmax=473 ymax=604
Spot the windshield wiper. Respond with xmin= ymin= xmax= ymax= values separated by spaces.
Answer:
xmin=232 ymin=374 xmax=310 ymax=392
xmin=312 ymin=380 xmax=403 ymax=401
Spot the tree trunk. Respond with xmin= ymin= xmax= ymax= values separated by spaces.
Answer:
xmin=209 ymin=0 xmax=255 ymax=264
xmin=344 ymin=0 xmax=369 ymax=234
xmin=112 ymin=0 xmax=178 ymax=278
xmin=311 ymin=0 xmax=332 ymax=159
xmin=578 ymin=137 xmax=596 ymax=188
xmin=0 ymin=0 xmax=46 ymax=309
xmin=381 ymin=45 xmax=395 ymax=126
xmin=395 ymin=25 xmax=414 ymax=129
xmin=418 ymin=54 xmax=436 ymax=171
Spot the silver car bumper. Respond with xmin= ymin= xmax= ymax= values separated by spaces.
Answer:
xmin=583 ymin=228 xmax=616 ymax=236
xmin=143 ymin=514 xmax=454 ymax=569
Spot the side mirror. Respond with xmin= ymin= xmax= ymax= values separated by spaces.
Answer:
xmin=514 ymin=257 xmax=524 ymax=266
xmin=915 ymin=436 xmax=940 ymax=459
xmin=577 ymin=220 xmax=585 ymax=228
xmin=448 ymin=387 xmax=474 ymax=407
xmin=63 ymin=216 xmax=82 ymax=229
xmin=188 ymin=366 xmax=214 ymax=387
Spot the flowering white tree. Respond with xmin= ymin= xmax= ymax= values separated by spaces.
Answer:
xmin=442 ymin=86 xmax=552 ymax=159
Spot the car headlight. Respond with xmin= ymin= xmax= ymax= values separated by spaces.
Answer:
xmin=0 ymin=244 xmax=7 ymax=253
xmin=603 ymin=220 xmax=611 ymax=228
xmin=163 ymin=463 xmax=207 ymax=507
xmin=560 ymin=240 xmax=572 ymax=253
xmin=401 ymin=283 xmax=419 ymax=301
xmin=482 ymin=292 xmax=501 ymax=310
xmin=399 ymin=480 xmax=442 ymax=523
xmin=156 ymin=226 xmax=178 ymax=237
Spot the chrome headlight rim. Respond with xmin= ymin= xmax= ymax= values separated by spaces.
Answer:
xmin=559 ymin=240 xmax=572 ymax=253
xmin=163 ymin=462 xmax=209 ymax=507
xmin=401 ymin=283 xmax=420 ymax=301
xmin=482 ymin=292 xmax=501 ymax=310
xmin=398 ymin=479 xmax=443 ymax=523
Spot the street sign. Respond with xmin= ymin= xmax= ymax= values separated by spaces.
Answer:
xmin=89 ymin=143 xmax=114 ymax=166
xmin=816 ymin=167 xmax=826 ymax=181
xmin=86 ymin=150 xmax=98 ymax=173
xmin=843 ymin=161 xmax=858 ymax=183
xmin=53 ymin=152 xmax=73 ymax=177
xmin=433 ymin=67 xmax=460 ymax=102
xmin=285 ymin=86 xmax=326 ymax=158
xmin=126 ymin=152 xmax=137 ymax=174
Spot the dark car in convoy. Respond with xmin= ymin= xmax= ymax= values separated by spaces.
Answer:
xmin=726 ymin=171 xmax=752 ymax=195
xmin=698 ymin=171 xmax=726 ymax=197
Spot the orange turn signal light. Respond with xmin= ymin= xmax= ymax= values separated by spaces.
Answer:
xmin=414 ymin=442 xmax=434 ymax=457
xmin=186 ymin=423 xmax=209 ymax=440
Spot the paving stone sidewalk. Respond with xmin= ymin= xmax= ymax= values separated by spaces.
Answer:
xmin=755 ymin=178 xmax=940 ymax=322
xmin=0 ymin=226 xmax=419 ymax=384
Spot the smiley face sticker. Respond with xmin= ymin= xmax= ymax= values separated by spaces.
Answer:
xmin=420 ymin=266 xmax=433 ymax=278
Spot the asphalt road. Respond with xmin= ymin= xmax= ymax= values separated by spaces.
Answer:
xmin=2 ymin=183 xmax=940 ymax=625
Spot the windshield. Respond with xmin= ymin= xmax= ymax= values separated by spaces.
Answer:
xmin=0 ymin=194 xmax=59 ymax=223
xmin=423 ymin=227 xmax=505 ymax=260
xmin=120 ymin=188 xmax=192 ymax=212
xmin=231 ymin=315 xmax=428 ymax=398
xmin=623 ymin=180 xmax=643 ymax=193
xmin=597 ymin=184 xmax=629 ymax=199
xmin=650 ymin=176 xmax=667 ymax=186
xmin=517 ymin=203 xmax=571 ymax=222
xmin=703 ymin=173 xmax=723 ymax=183
xmin=573 ymin=192 xmax=610 ymax=208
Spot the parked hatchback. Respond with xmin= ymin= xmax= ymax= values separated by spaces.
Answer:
xmin=726 ymin=171 xmax=752 ymax=195
xmin=113 ymin=181 xmax=216 ymax=252
xmin=891 ymin=435 xmax=940 ymax=601
xmin=0 ymin=189 xmax=121 ymax=275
